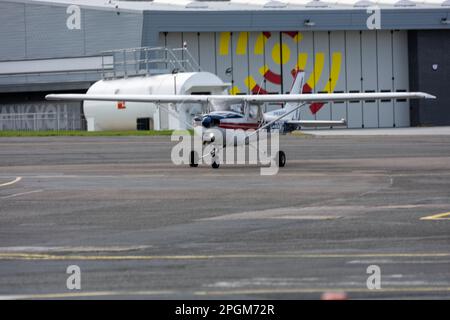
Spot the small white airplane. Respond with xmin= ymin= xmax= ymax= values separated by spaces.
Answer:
xmin=46 ymin=71 xmax=435 ymax=169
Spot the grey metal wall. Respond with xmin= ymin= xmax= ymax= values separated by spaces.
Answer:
xmin=0 ymin=1 xmax=143 ymax=125
xmin=0 ymin=1 xmax=143 ymax=60
xmin=161 ymin=30 xmax=410 ymax=128
xmin=409 ymin=30 xmax=450 ymax=126
xmin=0 ymin=1 xmax=143 ymax=88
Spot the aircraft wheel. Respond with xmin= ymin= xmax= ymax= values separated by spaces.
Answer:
xmin=189 ymin=151 xmax=199 ymax=168
xmin=212 ymin=161 xmax=220 ymax=169
xmin=277 ymin=151 xmax=286 ymax=168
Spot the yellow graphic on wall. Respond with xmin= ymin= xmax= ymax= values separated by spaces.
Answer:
xmin=218 ymin=31 xmax=342 ymax=114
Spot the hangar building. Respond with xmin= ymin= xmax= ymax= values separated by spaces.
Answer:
xmin=0 ymin=0 xmax=449 ymax=130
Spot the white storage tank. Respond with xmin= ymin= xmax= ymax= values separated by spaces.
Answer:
xmin=84 ymin=72 xmax=228 ymax=131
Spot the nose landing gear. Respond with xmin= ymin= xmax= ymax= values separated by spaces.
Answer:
xmin=211 ymin=148 xmax=220 ymax=169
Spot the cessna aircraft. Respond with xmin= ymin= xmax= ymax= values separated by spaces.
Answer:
xmin=46 ymin=71 xmax=435 ymax=169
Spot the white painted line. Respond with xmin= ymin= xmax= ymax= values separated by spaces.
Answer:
xmin=0 ymin=245 xmax=152 ymax=253
xmin=0 ymin=290 xmax=176 ymax=300
xmin=0 ymin=177 xmax=22 ymax=188
xmin=1 ymin=189 xmax=43 ymax=199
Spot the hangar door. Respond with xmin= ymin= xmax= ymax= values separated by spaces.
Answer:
xmin=161 ymin=30 xmax=410 ymax=128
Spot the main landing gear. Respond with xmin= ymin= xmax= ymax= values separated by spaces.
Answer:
xmin=190 ymin=149 xmax=286 ymax=169
xmin=277 ymin=150 xmax=286 ymax=168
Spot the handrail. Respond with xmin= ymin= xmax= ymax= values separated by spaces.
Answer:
xmin=101 ymin=46 xmax=202 ymax=80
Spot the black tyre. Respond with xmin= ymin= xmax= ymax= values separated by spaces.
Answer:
xmin=212 ymin=161 xmax=220 ymax=169
xmin=190 ymin=151 xmax=199 ymax=167
xmin=277 ymin=151 xmax=286 ymax=167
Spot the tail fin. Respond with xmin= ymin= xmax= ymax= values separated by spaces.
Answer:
xmin=298 ymin=74 xmax=326 ymax=115
xmin=289 ymin=69 xmax=305 ymax=96
xmin=284 ymin=70 xmax=305 ymax=120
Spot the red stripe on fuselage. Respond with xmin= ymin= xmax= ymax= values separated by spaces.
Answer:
xmin=218 ymin=122 xmax=260 ymax=130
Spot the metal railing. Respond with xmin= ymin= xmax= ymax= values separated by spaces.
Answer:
xmin=101 ymin=46 xmax=202 ymax=79
xmin=0 ymin=112 xmax=86 ymax=131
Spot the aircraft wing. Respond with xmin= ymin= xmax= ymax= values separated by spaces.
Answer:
xmin=46 ymin=92 xmax=435 ymax=104
xmin=45 ymin=94 xmax=239 ymax=104
xmin=287 ymin=119 xmax=347 ymax=127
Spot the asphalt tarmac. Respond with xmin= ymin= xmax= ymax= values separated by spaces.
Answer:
xmin=0 ymin=132 xmax=449 ymax=299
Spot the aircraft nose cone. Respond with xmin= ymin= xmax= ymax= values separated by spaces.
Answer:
xmin=202 ymin=116 xmax=212 ymax=128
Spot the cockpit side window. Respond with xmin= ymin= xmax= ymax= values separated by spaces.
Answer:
xmin=249 ymin=105 xmax=262 ymax=121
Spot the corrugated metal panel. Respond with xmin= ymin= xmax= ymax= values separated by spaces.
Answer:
xmin=345 ymin=31 xmax=363 ymax=128
xmin=264 ymin=31 xmax=282 ymax=97
xmin=198 ymin=32 xmax=216 ymax=74
xmin=25 ymin=4 xmax=84 ymax=59
xmin=281 ymin=31 xmax=298 ymax=95
xmin=393 ymin=30 xmax=410 ymax=127
xmin=298 ymin=31 xmax=315 ymax=121
xmin=377 ymin=30 xmax=395 ymax=127
xmin=231 ymin=31 xmax=250 ymax=94
xmin=0 ymin=2 xmax=26 ymax=60
xmin=313 ymin=31 xmax=331 ymax=123
xmin=84 ymin=10 xmax=143 ymax=55
xmin=248 ymin=32 xmax=266 ymax=108
xmin=215 ymin=32 xmax=233 ymax=91
xmin=329 ymin=31 xmax=347 ymax=124
xmin=361 ymin=30 xmax=379 ymax=128
xmin=183 ymin=32 xmax=200 ymax=70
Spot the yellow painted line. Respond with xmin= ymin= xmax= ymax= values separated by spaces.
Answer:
xmin=236 ymin=32 xmax=248 ymax=55
xmin=296 ymin=52 xmax=308 ymax=71
xmin=306 ymin=52 xmax=324 ymax=90
xmin=195 ymin=287 xmax=450 ymax=296
xmin=0 ymin=177 xmax=22 ymax=187
xmin=219 ymin=32 xmax=230 ymax=56
xmin=2 ymin=287 xmax=450 ymax=300
xmin=421 ymin=212 xmax=450 ymax=220
xmin=0 ymin=252 xmax=449 ymax=261
xmin=230 ymin=86 xmax=241 ymax=95
xmin=271 ymin=43 xmax=291 ymax=65
xmin=244 ymin=75 xmax=257 ymax=90
xmin=254 ymin=32 xmax=267 ymax=55
xmin=259 ymin=64 xmax=269 ymax=76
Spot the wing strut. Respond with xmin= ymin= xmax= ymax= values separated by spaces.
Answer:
xmin=246 ymin=102 xmax=308 ymax=140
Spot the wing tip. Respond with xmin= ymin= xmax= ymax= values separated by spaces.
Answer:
xmin=416 ymin=92 xmax=436 ymax=99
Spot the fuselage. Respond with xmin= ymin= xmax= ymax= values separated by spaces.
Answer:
xmin=193 ymin=108 xmax=287 ymax=147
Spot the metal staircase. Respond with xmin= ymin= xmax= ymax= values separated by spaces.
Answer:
xmin=101 ymin=46 xmax=202 ymax=80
